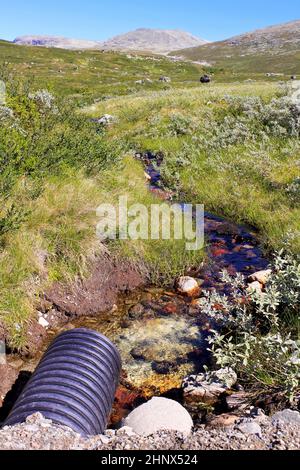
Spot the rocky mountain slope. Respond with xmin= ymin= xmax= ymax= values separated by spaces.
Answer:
xmin=13 ymin=36 xmax=101 ymax=50
xmin=173 ymin=20 xmax=300 ymax=74
xmin=13 ymin=35 xmax=101 ymax=50
xmin=13 ymin=29 xmax=207 ymax=53
xmin=101 ymin=28 xmax=207 ymax=53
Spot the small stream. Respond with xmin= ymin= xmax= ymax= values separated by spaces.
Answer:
xmin=4 ymin=151 xmax=270 ymax=425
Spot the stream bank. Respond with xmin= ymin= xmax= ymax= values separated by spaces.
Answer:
xmin=0 ymin=151 xmax=272 ymax=428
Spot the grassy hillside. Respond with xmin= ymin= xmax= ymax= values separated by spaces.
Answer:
xmin=0 ymin=78 xmax=202 ymax=348
xmin=0 ymin=41 xmax=299 ymax=352
xmin=173 ymin=42 xmax=300 ymax=76
xmin=173 ymin=21 xmax=300 ymax=76
xmin=0 ymin=40 xmax=203 ymax=105
xmin=89 ymin=82 xmax=300 ymax=254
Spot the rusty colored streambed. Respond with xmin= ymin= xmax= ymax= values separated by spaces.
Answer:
xmin=4 ymin=152 xmax=270 ymax=426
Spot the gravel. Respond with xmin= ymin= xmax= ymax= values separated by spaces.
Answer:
xmin=0 ymin=412 xmax=299 ymax=450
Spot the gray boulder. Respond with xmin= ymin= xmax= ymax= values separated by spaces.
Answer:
xmin=95 ymin=114 xmax=117 ymax=126
xmin=183 ymin=368 xmax=237 ymax=410
xmin=272 ymin=409 xmax=300 ymax=426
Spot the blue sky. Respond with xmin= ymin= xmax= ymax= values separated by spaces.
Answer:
xmin=1 ymin=0 xmax=299 ymax=42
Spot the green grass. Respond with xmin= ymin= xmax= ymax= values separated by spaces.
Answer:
xmin=0 ymin=40 xmax=205 ymax=106
xmin=173 ymin=37 xmax=300 ymax=77
xmin=0 ymin=152 xmax=203 ymax=348
xmin=0 ymin=42 xmax=299 ymax=351
xmin=89 ymin=82 xmax=300 ymax=254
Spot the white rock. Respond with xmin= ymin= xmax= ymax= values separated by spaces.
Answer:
xmin=123 ymin=397 xmax=193 ymax=437
xmin=248 ymin=269 xmax=272 ymax=285
xmin=116 ymin=426 xmax=136 ymax=436
xmin=38 ymin=317 xmax=49 ymax=328
xmin=176 ymin=276 xmax=200 ymax=297
xmin=246 ymin=281 xmax=263 ymax=295
xmin=97 ymin=114 xmax=117 ymax=126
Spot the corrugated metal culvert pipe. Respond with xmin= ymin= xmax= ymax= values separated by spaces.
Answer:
xmin=4 ymin=328 xmax=121 ymax=436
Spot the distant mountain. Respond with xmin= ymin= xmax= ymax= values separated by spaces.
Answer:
xmin=13 ymin=35 xmax=101 ymax=50
xmin=13 ymin=29 xmax=208 ymax=54
xmin=172 ymin=20 xmax=300 ymax=73
xmin=101 ymin=28 xmax=208 ymax=53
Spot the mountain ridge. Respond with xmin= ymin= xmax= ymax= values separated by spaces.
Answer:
xmin=13 ymin=29 xmax=207 ymax=53
xmin=173 ymin=19 xmax=300 ymax=58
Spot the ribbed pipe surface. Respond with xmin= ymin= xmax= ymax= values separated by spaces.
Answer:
xmin=4 ymin=328 xmax=121 ymax=436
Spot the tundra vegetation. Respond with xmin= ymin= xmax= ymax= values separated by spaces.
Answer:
xmin=0 ymin=40 xmax=299 ymax=403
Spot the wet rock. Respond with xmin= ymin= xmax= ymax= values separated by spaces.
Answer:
xmin=248 ymin=269 xmax=272 ymax=286
xmin=183 ymin=368 xmax=237 ymax=410
xmin=236 ymin=420 xmax=262 ymax=437
xmin=271 ymin=409 xmax=300 ymax=426
xmin=175 ymin=277 xmax=200 ymax=298
xmin=128 ymin=303 xmax=145 ymax=320
xmin=123 ymin=397 xmax=193 ymax=437
xmin=151 ymin=361 xmax=175 ymax=375
xmin=160 ymin=302 xmax=179 ymax=316
xmin=130 ymin=347 xmax=146 ymax=361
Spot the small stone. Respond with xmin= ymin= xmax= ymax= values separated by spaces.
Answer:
xmin=176 ymin=277 xmax=200 ymax=297
xmin=208 ymin=413 xmax=239 ymax=428
xmin=236 ymin=421 xmax=262 ymax=437
xmin=248 ymin=269 xmax=272 ymax=285
xmin=128 ymin=303 xmax=145 ymax=319
xmin=7 ymin=358 xmax=24 ymax=369
xmin=25 ymin=413 xmax=45 ymax=424
xmin=38 ymin=317 xmax=49 ymax=328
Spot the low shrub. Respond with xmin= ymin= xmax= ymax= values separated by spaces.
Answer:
xmin=199 ymin=251 xmax=300 ymax=402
